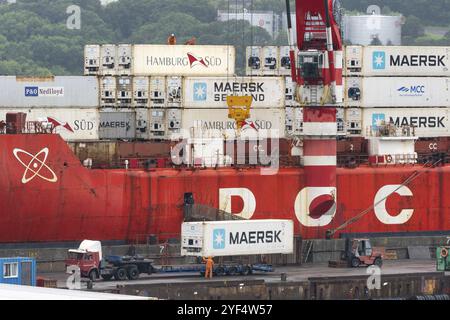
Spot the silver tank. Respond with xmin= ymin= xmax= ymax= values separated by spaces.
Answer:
xmin=343 ymin=14 xmax=403 ymax=46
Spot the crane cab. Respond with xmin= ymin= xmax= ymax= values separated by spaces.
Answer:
xmin=298 ymin=50 xmax=325 ymax=82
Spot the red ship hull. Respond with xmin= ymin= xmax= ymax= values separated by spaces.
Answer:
xmin=0 ymin=134 xmax=449 ymax=243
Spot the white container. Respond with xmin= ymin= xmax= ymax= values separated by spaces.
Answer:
xmin=0 ymin=108 xmax=99 ymax=141
xmin=117 ymin=44 xmax=132 ymax=75
xmin=362 ymin=108 xmax=449 ymax=138
xmin=180 ymin=108 xmax=286 ymax=139
xmin=133 ymin=77 xmax=149 ymax=108
xmin=352 ymin=46 xmax=450 ymax=76
xmin=100 ymin=76 xmax=116 ymax=107
xmin=100 ymin=44 xmax=117 ymax=76
xmin=84 ymin=45 xmax=101 ymax=75
xmin=279 ymin=46 xmax=292 ymax=75
xmin=246 ymin=46 xmax=262 ymax=76
xmin=181 ymin=220 xmax=294 ymax=257
xmin=262 ymin=46 xmax=279 ymax=75
xmin=0 ymin=76 xmax=99 ymax=108
xmin=183 ymin=77 xmax=285 ymax=109
xmin=345 ymin=77 xmax=450 ymax=107
xmin=132 ymin=45 xmax=235 ymax=76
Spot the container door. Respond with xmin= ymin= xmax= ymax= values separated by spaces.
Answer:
xmin=21 ymin=262 xmax=32 ymax=286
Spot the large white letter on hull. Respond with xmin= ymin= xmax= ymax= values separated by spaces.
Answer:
xmin=374 ymin=185 xmax=414 ymax=225
xmin=219 ymin=188 xmax=256 ymax=219
xmin=295 ymin=187 xmax=337 ymax=227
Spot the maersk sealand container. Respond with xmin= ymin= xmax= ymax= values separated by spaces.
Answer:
xmin=0 ymin=76 xmax=99 ymax=108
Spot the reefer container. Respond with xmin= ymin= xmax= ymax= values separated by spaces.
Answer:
xmin=180 ymin=108 xmax=286 ymax=139
xmin=181 ymin=220 xmax=294 ymax=257
xmin=100 ymin=44 xmax=117 ymax=76
xmin=0 ymin=108 xmax=99 ymax=141
xmin=99 ymin=111 xmax=136 ymax=140
xmin=133 ymin=76 xmax=149 ymax=108
xmin=346 ymin=46 xmax=450 ymax=76
xmin=117 ymin=44 xmax=132 ymax=75
xmin=362 ymin=108 xmax=449 ymax=138
xmin=0 ymin=257 xmax=36 ymax=286
xmin=345 ymin=77 xmax=450 ymax=107
xmin=84 ymin=45 xmax=101 ymax=75
xmin=0 ymin=76 xmax=99 ymax=108
xmin=132 ymin=45 xmax=235 ymax=76
xmin=183 ymin=77 xmax=285 ymax=109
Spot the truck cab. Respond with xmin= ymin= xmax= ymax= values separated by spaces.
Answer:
xmin=65 ymin=240 xmax=102 ymax=281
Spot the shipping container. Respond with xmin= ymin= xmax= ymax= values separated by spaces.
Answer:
xmin=0 ymin=76 xmax=99 ymax=108
xmin=99 ymin=111 xmax=136 ymax=140
xmin=362 ymin=108 xmax=450 ymax=138
xmin=100 ymin=76 xmax=116 ymax=108
xmin=136 ymin=108 xmax=149 ymax=140
xmin=0 ymin=108 xmax=100 ymax=141
xmin=345 ymin=77 xmax=450 ymax=107
xmin=0 ymin=257 xmax=36 ymax=286
xmin=133 ymin=76 xmax=149 ymax=108
xmin=149 ymin=76 xmax=166 ymax=107
xmin=117 ymin=76 xmax=133 ymax=106
xmin=149 ymin=109 xmax=165 ymax=138
xmin=117 ymin=44 xmax=132 ymax=75
xmin=183 ymin=77 xmax=285 ymax=109
xmin=345 ymin=46 xmax=450 ymax=76
xmin=101 ymin=44 xmax=117 ymax=76
xmin=262 ymin=46 xmax=279 ymax=75
xmin=179 ymin=108 xmax=286 ymax=139
xmin=84 ymin=45 xmax=100 ymax=75
xmin=181 ymin=220 xmax=294 ymax=257
xmin=345 ymin=108 xmax=363 ymax=135
xmin=132 ymin=45 xmax=235 ymax=76
xmin=167 ymin=77 xmax=182 ymax=107
xmin=167 ymin=108 xmax=182 ymax=132
xmin=285 ymin=107 xmax=303 ymax=135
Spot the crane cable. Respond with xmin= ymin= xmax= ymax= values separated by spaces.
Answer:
xmin=328 ymin=159 xmax=443 ymax=236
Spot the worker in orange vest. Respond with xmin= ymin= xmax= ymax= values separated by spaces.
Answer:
xmin=203 ymin=256 xmax=214 ymax=279
xmin=167 ymin=33 xmax=177 ymax=45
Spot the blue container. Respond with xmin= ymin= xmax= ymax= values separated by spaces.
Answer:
xmin=0 ymin=257 xmax=36 ymax=286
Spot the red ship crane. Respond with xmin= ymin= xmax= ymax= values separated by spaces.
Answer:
xmin=286 ymin=0 xmax=343 ymax=228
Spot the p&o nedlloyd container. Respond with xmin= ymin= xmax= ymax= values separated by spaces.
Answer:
xmin=132 ymin=45 xmax=235 ymax=76
xmin=345 ymin=46 xmax=450 ymax=76
xmin=0 ymin=76 xmax=99 ymax=108
xmin=362 ymin=108 xmax=449 ymax=138
xmin=181 ymin=220 xmax=294 ymax=257
xmin=183 ymin=77 xmax=285 ymax=109
xmin=345 ymin=77 xmax=450 ymax=107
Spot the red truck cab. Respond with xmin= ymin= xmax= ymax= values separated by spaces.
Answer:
xmin=65 ymin=240 xmax=103 ymax=280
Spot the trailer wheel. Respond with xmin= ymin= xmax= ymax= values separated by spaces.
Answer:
xmin=373 ymin=258 xmax=383 ymax=268
xmin=114 ymin=268 xmax=128 ymax=281
xmin=88 ymin=269 xmax=99 ymax=281
xmin=242 ymin=266 xmax=252 ymax=276
xmin=215 ymin=267 xmax=225 ymax=277
xmin=127 ymin=266 xmax=140 ymax=280
xmin=101 ymin=274 xmax=113 ymax=281
xmin=227 ymin=267 xmax=238 ymax=276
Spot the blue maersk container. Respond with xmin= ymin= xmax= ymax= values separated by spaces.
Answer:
xmin=0 ymin=257 xmax=36 ymax=286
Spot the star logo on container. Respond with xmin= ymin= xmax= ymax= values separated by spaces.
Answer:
xmin=13 ymin=148 xmax=58 ymax=184
xmin=373 ymin=51 xmax=386 ymax=69
xmin=242 ymin=119 xmax=259 ymax=132
xmin=372 ymin=113 xmax=386 ymax=127
xmin=47 ymin=117 xmax=74 ymax=133
xmin=187 ymin=53 xmax=208 ymax=68
xmin=193 ymin=83 xmax=207 ymax=101
xmin=213 ymin=229 xmax=226 ymax=250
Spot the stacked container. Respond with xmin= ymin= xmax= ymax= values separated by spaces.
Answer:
xmin=344 ymin=45 xmax=450 ymax=139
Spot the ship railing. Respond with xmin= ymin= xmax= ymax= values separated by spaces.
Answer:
xmin=366 ymin=124 xmax=416 ymax=138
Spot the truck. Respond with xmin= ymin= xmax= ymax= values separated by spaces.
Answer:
xmin=181 ymin=219 xmax=294 ymax=275
xmin=65 ymin=240 xmax=154 ymax=281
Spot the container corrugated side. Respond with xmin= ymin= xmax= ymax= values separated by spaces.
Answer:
xmin=99 ymin=111 xmax=136 ymax=140
xmin=361 ymin=46 xmax=450 ymax=76
xmin=0 ymin=108 xmax=99 ymax=141
xmin=362 ymin=108 xmax=449 ymax=138
xmin=0 ymin=76 xmax=99 ymax=108
xmin=179 ymin=108 xmax=286 ymax=139
xmin=132 ymin=45 xmax=235 ymax=76
xmin=183 ymin=77 xmax=285 ymax=109
xmin=345 ymin=77 xmax=450 ymax=107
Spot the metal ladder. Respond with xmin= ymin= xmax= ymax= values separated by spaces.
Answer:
xmin=310 ymin=86 xmax=318 ymax=104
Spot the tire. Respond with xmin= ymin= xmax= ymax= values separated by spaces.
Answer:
xmin=351 ymin=258 xmax=360 ymax=268
xmin=373 ymin=258 xmax=383 ymax=268
xmin=215 ymin=267 xmax=225 ymax=277
xmin=227 ymin=267 xmax=238 ymax=276
xmin=242 ymin=266 xmax=252 ymax=276
xmin=88 ymin=269 xmax=98 ymax=281
xmin=114 ymin=268 xmax=128 ymax=281
xmin=101 ymin=274 xmax=113 ymax=281
xmin=127 ymin=266 xmax=140 ymax=280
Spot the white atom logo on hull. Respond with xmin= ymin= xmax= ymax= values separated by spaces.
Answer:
xmin=13 ymin=148 xmax=58 ymax=184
